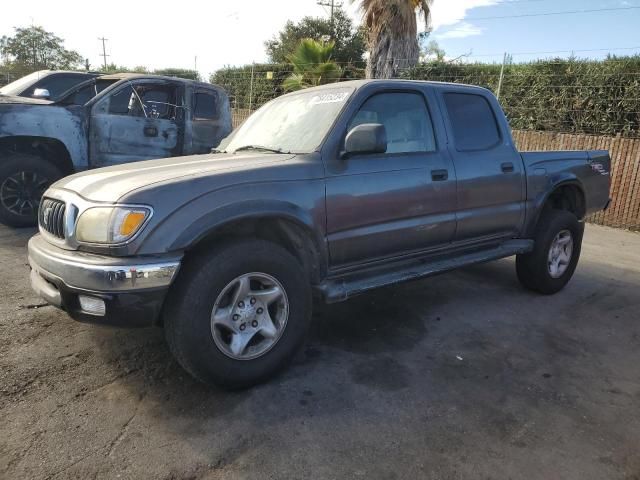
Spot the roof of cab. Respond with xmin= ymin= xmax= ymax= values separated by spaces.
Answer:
xmin=100 ymin=73 xmax=217 ymax=90
xmin=282 ymin=78 xmax=493 ymax=96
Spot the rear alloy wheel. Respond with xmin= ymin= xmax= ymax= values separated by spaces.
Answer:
xmin=516 ymin=209 xmax=583 ymax=294
xmin=547 ymin=229 xmax=573 ymax=279
xmin=0 ymin=153 xmax=63 ymax=227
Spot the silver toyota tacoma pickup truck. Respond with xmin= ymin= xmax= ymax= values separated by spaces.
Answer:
xmin=27 ymin=80 xmax=611 ymax=388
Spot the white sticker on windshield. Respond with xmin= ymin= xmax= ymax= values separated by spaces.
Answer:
xmin=310 ymin=92 xmax=350 ymax=105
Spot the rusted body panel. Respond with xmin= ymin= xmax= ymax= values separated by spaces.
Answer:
xmin=0 ymin=75 xmax=232 ymax=171
xmin=0 ymin=103 xmax=88 ymax=167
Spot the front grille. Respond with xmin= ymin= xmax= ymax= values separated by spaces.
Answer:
xmin=39 ymin=198 xmax=66 ymax=239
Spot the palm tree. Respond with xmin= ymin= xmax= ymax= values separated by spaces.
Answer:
xmin=357 ymin=0 xmax=433 ymax=79
xmin=283 ymin=38 xmax=342 ymax=91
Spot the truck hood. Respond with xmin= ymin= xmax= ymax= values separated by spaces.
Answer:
xmin=0 ymin=94 xmax=52 ymax=105
xmin=54 ymin=152 xmax=296 ymax=202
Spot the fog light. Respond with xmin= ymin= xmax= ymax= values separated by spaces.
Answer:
xmin=78 ymin=295 xmax=106 ymax=316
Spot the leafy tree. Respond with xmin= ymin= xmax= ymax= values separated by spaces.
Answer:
xmin=421 ymin=40 xmax=445 ymax=62
xmin=0 ymin=26 xmax=83 ymax=70
xmin=356 ymin=0 xmax=433 ymax=78
xmin=101 ymin=64 xmax=200 ymax=81
xmin=265 ymin=8 xmax=365 ymax=65
xmin=101 ymin=64 xmax=148 ymax=74
xmin=154 ymin=68 xmax=201 ymax=81
xmin=283 ymin=39 xmax=342 ymax=91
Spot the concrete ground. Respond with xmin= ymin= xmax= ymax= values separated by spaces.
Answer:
xmin=0 ymin=223 xmax=639 ymax=480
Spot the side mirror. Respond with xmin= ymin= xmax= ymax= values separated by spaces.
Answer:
xmin=343 ymin=123 xmax=387 ymax=158
xmin=32 ymin=88 xmax=51 ymax=99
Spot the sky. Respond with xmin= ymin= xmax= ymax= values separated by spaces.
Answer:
xmin=1 ymin=0 xmax=638 ymax=78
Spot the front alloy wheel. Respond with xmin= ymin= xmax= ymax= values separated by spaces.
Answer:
xmin=0 ymin=153 xmax=63 ymax=227
xmin=163 ymin=239 xmax=312 ymax=388
xmin=211 ymin=272 xmax=289 ymax=360
xmin=1 ymin=171 xmax=50 ymax=218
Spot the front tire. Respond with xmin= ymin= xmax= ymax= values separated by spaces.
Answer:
xmin=164 ymin=239 xmax=312 ymax=389
xmin=516 ymin=209 xmax=584 ymax=294
xmin=0 ymin=153 xmax=63 ymax=227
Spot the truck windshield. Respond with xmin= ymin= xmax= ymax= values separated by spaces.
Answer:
xmin=221 ymin=87 xmax=354 ymax=154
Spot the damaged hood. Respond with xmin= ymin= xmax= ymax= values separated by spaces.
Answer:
xmin=53 ymin=152 xmax=296 ymax=202
xmin=0 ymin=94 xmax=52 ymax=105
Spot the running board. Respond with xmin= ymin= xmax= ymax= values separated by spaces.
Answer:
xmin=316 ymin=240 xmax=534 ymax=303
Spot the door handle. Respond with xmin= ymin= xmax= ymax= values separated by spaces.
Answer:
xmin=501 ymin=162 xmax=515 ymax=173
xmin=144 ymin=126 xmax=158 ymax=137
xmin=431 ymin=169 xmax=448 ymax=181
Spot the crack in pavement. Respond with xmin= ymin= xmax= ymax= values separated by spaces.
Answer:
xmin=106 ymin=391 xmax=147 ymax=458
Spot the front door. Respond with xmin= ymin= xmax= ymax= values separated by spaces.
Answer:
xmin=325 ymin=89 xmax=457 ymax=267
xmin=89 ymin=81 xmax=182 ymax=167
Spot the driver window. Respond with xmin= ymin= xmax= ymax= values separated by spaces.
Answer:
xmin=108 ymin=84 xmax=178 ymax=120
xmin=348 ymin=92 xmax=436 ymax=154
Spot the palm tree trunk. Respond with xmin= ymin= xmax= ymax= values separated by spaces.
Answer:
xmin=366 ymin=32 xmax=419 ymax=78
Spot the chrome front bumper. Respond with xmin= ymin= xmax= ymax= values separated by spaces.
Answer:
xmin=28 ymin=234 xmax=181 ymax=293
xmin=28 ymin=234 xmax=182 ymax=326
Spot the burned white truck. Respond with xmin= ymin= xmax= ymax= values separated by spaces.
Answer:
xmin=0 ymin=73 xmax=231 ymax=226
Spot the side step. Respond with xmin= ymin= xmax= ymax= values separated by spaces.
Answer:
xmin=316 ymin=239 xmax=534 ymax=303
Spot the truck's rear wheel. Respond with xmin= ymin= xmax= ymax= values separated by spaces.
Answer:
xmin=0 ymin=153 xmax=63 ymax=227
xmin=164 ymin=239 xmax=312 ymax=389
xmin=516 ymin=209 xmax=584 ymax=294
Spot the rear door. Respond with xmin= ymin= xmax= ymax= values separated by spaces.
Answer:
xmin=440 ymin=89 xmax=525 ymax=242
xmin=325 ymin=87 xmax=457 ymax=267
xmin=89 ymin=80 xmax=183 ymax=167
xmin=189 ymin=88 xmax=227 ymax=154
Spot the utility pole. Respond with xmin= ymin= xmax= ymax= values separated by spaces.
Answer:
xmin=496 ymin=52 xmax=507 ymax=101
xmin=248 ymin=62 xmax=255 ymax=111
xmin=98 ymin=37 xmax=109 ymax=70
xmin=317 ymin=0 xmax=342 ymax=36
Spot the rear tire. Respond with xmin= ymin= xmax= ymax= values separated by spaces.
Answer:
xmin=164 ymin=239 xmax=312 ymax=389
xmin=0 ymin=153 xmax=63 ymax=227
xmin=516 ymin=209 xmax=584 ymax=294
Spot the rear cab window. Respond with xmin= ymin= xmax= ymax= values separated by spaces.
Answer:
xmin=193 ymin=91 xmax=218 ymax=120
xmin=443 ymin=92 xmax=501 ymax=151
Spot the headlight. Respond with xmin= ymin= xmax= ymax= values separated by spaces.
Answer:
xmin=75 ymin=206 xmax=151 ymax=244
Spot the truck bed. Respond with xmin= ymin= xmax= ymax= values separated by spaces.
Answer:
xmin=520 ymin=149 xmax=611 ymax=217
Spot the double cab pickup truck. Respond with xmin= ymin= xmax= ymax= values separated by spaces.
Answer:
xmin=28 ymin=80 xmax=611 ymax=388
xmin=0 ymin=73 xmax=231 ymax=226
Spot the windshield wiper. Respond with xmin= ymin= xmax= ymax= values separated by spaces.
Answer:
xmin=233 ymin=145 xmax=285 ymax=154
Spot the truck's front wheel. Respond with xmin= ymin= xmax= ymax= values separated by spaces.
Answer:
xmin=164 ymin=239 xmax=312 ymax=389
xmin=516 ymin=209 xmax=584 ymax=294
xmin=0 ymin=153 xmax=63 ymax=227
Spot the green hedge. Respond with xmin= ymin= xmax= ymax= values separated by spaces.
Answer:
xmin=403 ymin=56 xmax=640 ymax=137
xmin=212 ymin=56 xmax=640 ymax=137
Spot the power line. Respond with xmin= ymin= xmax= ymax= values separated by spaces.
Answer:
xmin=465 ymin=5 xmax=640 ymax=21
xmin=456 ymin=46 xmax=640 ymax=58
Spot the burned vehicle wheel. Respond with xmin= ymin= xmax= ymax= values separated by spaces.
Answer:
xmin=164 ymin=239 xmax=312 ymax=389
xmin=0 ymin=153 xmax=63 ymax=227
xmin=516 ymin=209 xmax=584 ymax=294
